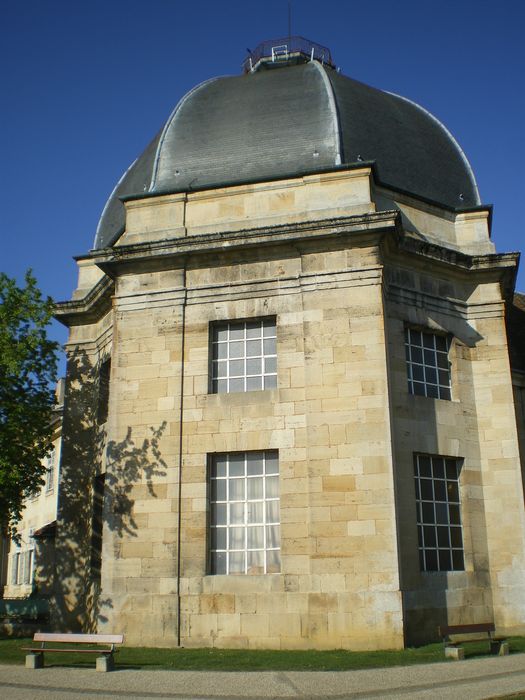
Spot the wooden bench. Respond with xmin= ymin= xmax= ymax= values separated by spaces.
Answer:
xmin=438 ymin=623 xmax=508 ymax=660
xmin=23 ymin=632 xmax=124 ymax=672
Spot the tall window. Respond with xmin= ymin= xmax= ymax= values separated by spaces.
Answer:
xmin=45 ymin=448 xmax=55 ymax=493
xmin=414 ymin=454 xmax=464 ymax=572
xmin=211 ymin=319 xmax=277 ymax=393
xmin=405 ymin=328 xmax=451 ymax=399
xmin=209 ymin=451 xmax=280 ymax=575
xmin=11 ymin=552 xmax=20 ymax=585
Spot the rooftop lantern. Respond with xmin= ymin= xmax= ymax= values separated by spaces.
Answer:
xmin=242 ymin=36 xmax=334 ymax=73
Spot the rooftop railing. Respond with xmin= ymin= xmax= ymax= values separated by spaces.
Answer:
xmin=243 ymin=36 xmax=334 ymax=73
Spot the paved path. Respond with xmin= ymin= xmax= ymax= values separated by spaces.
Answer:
xmin=0 ymin=654 xmax=524 ymax=699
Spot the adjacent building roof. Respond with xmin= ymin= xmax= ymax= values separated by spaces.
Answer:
xmin=94 ymin=59 xmax=481 ymax=249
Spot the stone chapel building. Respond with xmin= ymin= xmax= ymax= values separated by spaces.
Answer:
xmin=53 ymin=38 xmax=525 ymax=650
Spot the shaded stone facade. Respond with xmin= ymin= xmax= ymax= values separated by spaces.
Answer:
xmin=53 ymin=46 xmax=525 ymax=650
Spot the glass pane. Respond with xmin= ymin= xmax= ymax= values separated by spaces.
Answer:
xmin=266 ymin=525 xmax=280 ymax=548
xmin=229 ymin=359 xmax=244 ymax=376
xmin=265 ymin=452 xmax=279 ymax=474
xmin=264 ymin=375 xmax=277 ymax=389
xmin=418 ymin=456 xmax=431 ymax=477
xmin=247 ymin=478 xmax=263 ymax=500
xmin=215 ymin=360 xmax=227 ymax=378
xmin=425 ymin=367 xmax=437 ymax=385
xmin=263 ymin=338 xmax=276 ymax=355
xmin=246 ymin=358 xmax=262 ymax=375
xmin=264 ymin=356 xmax=277 ymax=374
xmin=230 ymin=502 xmax=244 ymax=524
xmin=426 ymin=384 xmax=439 ymax=399
xmin=420 ymin=479 xmax=433 ymax=500
xmin=437 ymin=526 xmax=450 ymax=547
xmin=450 ymin=527 xmax=463 ymax=548
xmin=211 ymin=551 xmax=227 ymax=575
xmin=263 ymin=320 xmax=276 ymax=337
xmin=421 ymin=502 xmax=434 ymax=523
xmin=229 ymin=341 xmax=244 ymax=358
xmin=424 ymin=349 xmax=436 ymax=366
xmin=412 ymin=364 xmax=424 ymax=382
xmin=425 ymin=549 xmax=438 ymax=571
xmin=423 ymin=526 xmax=436 ymax=547
xmin=409 ymin=328 xmax=421 ymax=345
xmin=265 ymin=500 xmax=279 ymax=523
xmin=435 ymin=335 xmax=448 ymax=352
xmin=438 ymin=549 xmax=452 ymax=571
xmin=214 ymin=342 xmax=227 ymax=360
xmin=414 ymin=479 xmax=420 ymax=500
xmin=215 ymin=327 xmax=228 ymax=342
xmin=432 ymin=458 xmax=445 ymax=480
xmin=247 ymin=526 xmax=264 ymax=549
xmin=211 ymin=527 xmax=227 ymax=550
xmin=452 ymin=549 xmax=464 ymax=570
xmin=449 ymin=504 xmax=461 ymax=525
xmin=438 ymin=370 xmax=450 ymax=388
xmin=417 ymin=525 xmax=424 ymax=547
xmin=439 ymin=386 xmax=451 ymax=401
xmin=411 ymin=347 xmax=423 ymax=364
xmin=434 ymin=480 xmax=446 ymax=501
xmin=446 ymin=459 xmax=458 ymax=480
xmin=266 ymin=548 xmax=281 ymax=574
xmin=247 ymin=550 xmax=264 ymax=574
xmin=229 ymin=479 xmax=245 ymax=501
xmin=229 ymin=551 xmax=245 ymax=574
xmin=229 ymin=325 xmax=244 ymax=340
xmin=229 ymin=527 xmax=245 ymax=550
xmin=266 ymin=476 xmax=279 ymax=498
xmin=422 ymin=333 xmax=435 ymax=349
xmin=247 ymin=501 xmax=263 ymax=523
xmin=229 ymin=378 xmax=244 ymax=393
xmin=246 ymin=376 xmax=262 ymax=391
xmin=211 ymin=479 xmax=227 ymax=502
xmin=246 ymin=339 xmax=262 ymax=357
xmin=216 ymin=379 xmax=227 ymax=394
xmin=447 ymin=481 xmax=459 ymax=502
xmin=437 ymin=352 xmax=449 ymax=369
xmin=246 ymin=321 xmax=262 ymax=339
xmin=229 ymin=454 xmax=245 ymax=477
xmin=435 ymin=503 xmax=448 ymax=524
xmin=247 ymin=453 xmax=264 ymax=475
xmin=211 ymin=502 xmax=227 ymax=525
xmin=213 ymin=455 xmax=227 ymax=478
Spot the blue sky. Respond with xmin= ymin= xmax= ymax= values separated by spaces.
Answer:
xmin=2 ymin=0 xmax=524 ymax=370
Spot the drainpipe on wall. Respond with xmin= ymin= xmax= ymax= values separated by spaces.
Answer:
xmin=176 ymin=262 xmax=187 ymax=647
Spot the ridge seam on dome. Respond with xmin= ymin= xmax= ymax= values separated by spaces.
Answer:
xmin=311 ymin=61 xmax=342 ymax=165
xmin=386 ymin=90 xmax=481 ymax=206
xmin=149 ymin=76 xmax=224 ymax=192
xmin=94 ymin=157 xmax=139 ymax=248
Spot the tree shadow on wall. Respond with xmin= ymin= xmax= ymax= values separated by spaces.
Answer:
xmin=44 ymin=348 xmax=167 ymax=632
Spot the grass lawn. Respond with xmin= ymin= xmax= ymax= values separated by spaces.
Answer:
xmin=1 ymin=636 xmax=524 ymax=671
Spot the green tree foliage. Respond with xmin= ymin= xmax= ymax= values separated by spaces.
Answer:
xmin=0 ymin=271 xmax=59 ymax=537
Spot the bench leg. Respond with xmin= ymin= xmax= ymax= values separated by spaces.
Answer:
xmin=445 ymin=645 xmax=464 ymax=660
xmin=490 ymin=641 xmax=509 ymax=656
xmin=96 ymin=654 xmax=114 ymax=672
xmin=26 ymin=653 xmax=44 ymax=669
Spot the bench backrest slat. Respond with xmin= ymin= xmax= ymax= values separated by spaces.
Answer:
xmin=439 ymin=623 xmax=495 ymax=636
xmin=33 ymin=633 xmax=124 ymax=644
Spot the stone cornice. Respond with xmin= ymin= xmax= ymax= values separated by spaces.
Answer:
xmin=54 ymin=275 xmax=114 ymax=327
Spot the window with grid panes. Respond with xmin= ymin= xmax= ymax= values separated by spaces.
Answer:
xmin=209 ymin=451 xmax=280 ymax=575
xmin=414 ymin=454 xmax=464 ymax=572
xmin=211 ymin=319 xmax=277 ymax=393
xmin=405 ymin=328 xmax=451 ymax=399
xmin=45 ymin=448 xmax=55 ymax=493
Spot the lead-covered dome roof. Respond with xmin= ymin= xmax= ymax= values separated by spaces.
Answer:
xmin=95 ymin=48 xmax=480 ymax=249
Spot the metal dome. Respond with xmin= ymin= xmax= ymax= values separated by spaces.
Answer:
xmin=94 ymin=54 xmax=480 ymax=249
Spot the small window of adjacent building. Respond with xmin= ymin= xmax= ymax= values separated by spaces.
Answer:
xmin=11 ymin=552 xmax=21 ymax=585
xmin=414 ymin=454 xmax=464 ymax=572
xmin=211 ymin=319 xmax=277 ymax=393
xmin=405 ymin=328 xmax=451 ymax=400
xmin=209 ymin=451 xmax=280 ymax=575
